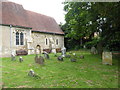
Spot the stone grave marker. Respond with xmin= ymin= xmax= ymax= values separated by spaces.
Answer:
xmin=102 ymin=52 xmax=112 ymax=65
xmin=11 ymin=53 xmax=16 ymax=61
xmin=80 ymin=55 xmax=84 ymax=59
xmin=43 ymin=51 xmax=49 ymax=59
xmin=61 ymin=47 xmax=66 ymax=57
xmin=70 ymin=58 xmax=76 ymax=62
xmin=57 ymin=56 xmax=63 ymax=61
xmin=28 ymin=69 xmax=35 ymax=77
xmin=19 ymin=56 xmax=23 ymax=62
xmin=34 ymin=45 xmax=44 ymax=65
xmin=65 ymin=55 xmax=71 ymax=58
xmin=91 ymin=46 xmax=97 ymax=54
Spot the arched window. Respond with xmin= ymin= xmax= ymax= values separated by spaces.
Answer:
xmin=56 ymin=39 xmax=58 ymax=45
xmin=20 ymin=32 xmax=24 ymax=45
xmin=46 ymin=39 xmax=48 ymax=45
xmin=16 ymin=32 xmax=19 ymax=45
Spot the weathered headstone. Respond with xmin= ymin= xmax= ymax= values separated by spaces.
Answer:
xmin=70 ymin=58 xmax=76 ymax=62
xmin=83 ymin=45 xmax=86 ymax=49
xmin=80 ymin=55 xmax=84 ymax=59
xmin=57 ymin=56 xmax=63 ymax=61
xmin=19 ymin=56 xmax=23 ymax=62
xmin=43 ymin=51 xmax=49 ymax=59
xmin=65 ymin=55 xmax=71 ymax=58
xmin=102 ymin=52 xmax=112 ymax=65
xmin=28 ymin=69 xmax=40 ymax=79
xmin=11 ymin=53 xmax=16 ymax=61
xmin=91 ymin=46 xmax=97 ymax=54
xmin=28 ymin=69 xmax=35 ymax=77
xmin=34 ymin=45 xmax=44 ymax=65
xmin=61 ymin=47 xmax=66 ymax=57
xmin=35 ymin=55 xmax=44 ymax=65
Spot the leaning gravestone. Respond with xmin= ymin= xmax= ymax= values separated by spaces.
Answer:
xmin=102 ymin=52 xmax=112 ymax=65
xmin=91 ymin=46 xmax=97 ymax=54
xmin=43 ymin=51 xmax=49 ymax=59
xmin=61 ymin=47 xmax=66 ymax=57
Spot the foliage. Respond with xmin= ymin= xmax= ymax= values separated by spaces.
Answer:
xmin=2 ymin=51 xmax=119 ymax=88
xmin=85 ymin=38 xmax=99 ymax=49
xmin=61 ymin=2 xmax=120 ymax=51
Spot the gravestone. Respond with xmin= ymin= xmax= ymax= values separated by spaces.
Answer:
xmin=91 ymin=47 xmax=97 ymax=54
xmin=70 ymin=58 xmax=76 ymax=62
xmin=19 ymin=56 xmax=23 ymax=62
xmin=61 ymin=47 xmax=66 ymax=57
xmin=35 ymin=55 xmax=44 ymax=65
xmin=65 ymin=55 xmax=71 ymax=58
xmin=102 ymin=52 xmax=112 ymax=65
xmin=80 ymin=55 xmax=84 ymax=59
xmin=43 ymin=51 xmax=49 ymax=59
xmin=11 ymin=53 xmax=16 ymax=61
xmin=83 ymin=45 xmax=86 ymax=49
xmin=34 ymin=45 xmax=44 ymax=65
xmin=57 ymin=56 xmax=63 ymax=61
xmin=28 ymin=69 xmax=35 ymax=77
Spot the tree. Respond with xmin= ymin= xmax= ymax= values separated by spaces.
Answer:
xmin=61 ymin=2 xmax=120 ymax=52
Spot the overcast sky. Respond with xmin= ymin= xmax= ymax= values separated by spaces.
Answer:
xmin=8 ymin=0 xmax=66 ymax=24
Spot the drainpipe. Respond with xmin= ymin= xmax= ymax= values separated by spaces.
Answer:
xmin=10 ymin=25 xmax=12 ymax=56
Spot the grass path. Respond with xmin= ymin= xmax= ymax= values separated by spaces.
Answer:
xmin=1 ymin=50 xmax=119 ymax=88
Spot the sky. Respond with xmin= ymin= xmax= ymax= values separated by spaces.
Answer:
xmin=8 ymin=0 xmax=66 ymax=24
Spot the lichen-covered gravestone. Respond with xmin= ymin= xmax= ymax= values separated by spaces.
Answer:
xmin=91 ymin=47 xmax=97 ymax=54
xmin=34 ymin=45 xmax=44 ymax=65
xmin=35 ymin=54 xmax=44 ymax=65
xmin=102 ymin=52 xmax=112 ymax=65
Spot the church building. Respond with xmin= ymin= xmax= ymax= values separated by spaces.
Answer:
xmin=0 ymin=1 xmax=64 ymax=57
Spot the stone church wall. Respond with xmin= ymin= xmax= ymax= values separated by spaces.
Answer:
xmin=0 ymin=25 xmax=64 ymax=57
xmin=31 ymin=32 xmax=64 ymax=54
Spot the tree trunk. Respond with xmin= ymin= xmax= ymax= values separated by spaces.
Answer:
xmin=97 ymin=41 xmax=103 ymax=58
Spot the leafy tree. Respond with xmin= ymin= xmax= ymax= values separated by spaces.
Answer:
xmin=61 ymin=2 xmax=120 ymax=52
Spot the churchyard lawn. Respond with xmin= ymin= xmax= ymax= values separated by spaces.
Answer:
xmin=1 ymin=50 xmax=119 ymax=88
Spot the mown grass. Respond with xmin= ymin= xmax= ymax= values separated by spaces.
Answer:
xmin=1 ymin=50 xmax=119 ymax=88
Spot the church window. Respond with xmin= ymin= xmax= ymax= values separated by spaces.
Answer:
xmin=56 ymin=39 xmax=58 ymax=45
xmin=16 ymin=32 xmax=24 ymax=45
xmin=46 ymin=39 xmax=48 ymax=45
xmin=16 ymin=32 xmax=19 ymax=45
xmin=20 ymin=32 xmax=24 ymax=45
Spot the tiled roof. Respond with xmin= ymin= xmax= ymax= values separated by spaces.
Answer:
xmin=0 ymin=1 xmax=64 ymax=35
